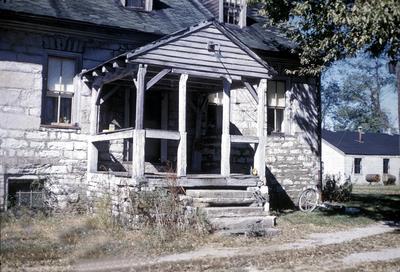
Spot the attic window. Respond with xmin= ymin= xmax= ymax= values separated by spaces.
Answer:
xmin=121 ymin=0 xmax=152 ymax=11
xmin=219 ymin=0 xmax=247 ymax=28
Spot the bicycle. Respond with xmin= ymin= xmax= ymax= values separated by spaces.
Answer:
xmin=298 ymin=176 xmax=352 ymax=212
xmin=298 ymin=186 xmax=320 ymax=212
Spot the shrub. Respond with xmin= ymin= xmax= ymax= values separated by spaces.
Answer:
xmin=322 ymin=175 xmax=352 ymax=202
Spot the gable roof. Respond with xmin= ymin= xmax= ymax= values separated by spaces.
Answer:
xmin=322 ymin=129 xmax=400 ymax=156
xmin=126 ymin=20 xmax=276 ymax=79
xmin=0 ymin=0 xmax=295 ymax=53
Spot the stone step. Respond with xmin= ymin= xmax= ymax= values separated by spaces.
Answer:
xmin=186 ymin=189 xmax=254 ymax=199
xmin=192 ymin=197 xmax=255 ymax=207
xmin=201 ymin=207 xmax=268 ymax=218
xmin=209 ymin=216 xmax=277 ymax=235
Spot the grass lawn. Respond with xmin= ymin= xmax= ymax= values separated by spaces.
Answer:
xmin=1 ymin=184 xmax=399 ymax=271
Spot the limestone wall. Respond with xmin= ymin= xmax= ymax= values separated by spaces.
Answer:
xmin=230 ymin=79 xmax=321 ymax=208
xmin=0 ymin=28 xmax=138 ymax=210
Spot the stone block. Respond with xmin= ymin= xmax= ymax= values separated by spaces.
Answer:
xmin=2 ymin=138 xmax=28 ymax=149
xmin=48 ymin=141 xmax=73 ymax=151
xmin=0 ymin=112 xmax=40 ymax=130
xmin=0 ymin=61 xmax=41 ymax=73
xmin=71 ymin=150 xmax=87 ymax=160
xmin=59 ymin=133 xmax=71 ymax=140
xmin=0 ymin=70 xmax=36 ymax=89
xmin=7 ymin=129 xmax=25 ymax=138
xmin=30 ymin=141 xmax=46 ymax=149
xmin=73 ymin=142 xmax=87 ymax=151
xmin=26 ymin=131 xmax=49 ymax=140
xmin=16 ymin=149 xmax=35 ymax=157
xmin=39 ymin=150 xmax=62 ymax=158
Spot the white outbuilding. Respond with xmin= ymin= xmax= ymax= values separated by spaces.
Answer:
xmin=322 ymin=129 xmax=400 ymax=185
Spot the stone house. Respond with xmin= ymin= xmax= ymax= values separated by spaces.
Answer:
xmin=0 ymin=0 xmax=320 ymax=228
xmin=322 ymin=129 xmax=400 ymax=185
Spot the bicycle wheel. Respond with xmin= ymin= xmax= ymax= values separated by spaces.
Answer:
xmin=298 ymin=188 xmax=319 ymax=212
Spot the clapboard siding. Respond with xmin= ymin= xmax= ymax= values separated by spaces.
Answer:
xmin=149 ymin=49 xmax=264 ymax=67
xmin=131 ymin=25 xmax=271 ymax=79
xmin=160 ymin=44 xmax=256 ymax=60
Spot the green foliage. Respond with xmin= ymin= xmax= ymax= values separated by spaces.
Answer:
xmin=321 ymin=54 xmax=395 ymax=132
xmin=254 ymin=0 xmax=400 ymax=75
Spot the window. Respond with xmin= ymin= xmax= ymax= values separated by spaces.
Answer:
xmin=7 ymin=178 xmax=44 ymax=209
xmin=221 ymin=0 xmax=247 ymax=27
xmin=121 ymin=0 xmax=152 ymax=11
xmin=354 ymin=158 xmax=362 ymax=174
xmin=383 ymin=158 xmax=389 ymax=174
xmin=43 ymin=56 xmax=76 ymax=126
xmin=267 ymin=80 xmax=286 ymax=134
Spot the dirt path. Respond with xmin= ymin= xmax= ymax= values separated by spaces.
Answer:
xmin=72 ymin=221 xmax=399 ymax=272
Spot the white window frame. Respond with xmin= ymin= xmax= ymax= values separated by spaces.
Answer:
xmin=121 ymin=0 xmax=152 ymax=11
xmin=383 ymin=158 xmax=389 ymax=174
xmin=219 ymin=0 xmax=247 ymax=28
xmin=266 ymin=80 xmax=286 ymax=134
xmin=354 ymin=157 xmax=362 ymax=174
xmin=41 ymin=51 xmax=81 ymax=128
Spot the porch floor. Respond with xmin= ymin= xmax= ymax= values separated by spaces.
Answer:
xmin=95 ymin=171 xmax=260 ymax=187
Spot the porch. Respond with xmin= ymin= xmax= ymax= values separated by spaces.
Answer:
xmin=81 ymin=21 xmax=276 ymax=187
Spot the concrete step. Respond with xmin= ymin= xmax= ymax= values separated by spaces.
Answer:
xmin=192 ymin=197 xmax=255 ymax=207
xmin=201 ymin=207 xmax=268 ymax=218
xmin=186 ymin=189 xmax=254 ymax=199
xmin=209 ymin=216 xmax=277 ymax=235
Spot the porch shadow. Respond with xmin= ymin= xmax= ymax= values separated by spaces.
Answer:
xmin=266 ymin=167 xmax=296 ymax=211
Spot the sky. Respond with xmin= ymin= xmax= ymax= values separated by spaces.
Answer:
xmin=321 ymin=53 xmax=398 ymax=133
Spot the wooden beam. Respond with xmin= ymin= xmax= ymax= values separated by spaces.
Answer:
xmin=87 ymin=87 xmax=100 ymax=173
xmin=92 ymin=64 xmax=138 ymax=87
xmin=102 ymin=64 xmax=114 ymax=74
xmin=92 ymin=68 xmax=103 ymax=77
xmin=242 ymin=81 xmax=259 ymax=104
xmin=177 ymin=73 xmax=188 ymax=177
xmin=255 ymin=79 xmax=267 ymax=183
xmin=132 ymin=129 xmax=145 ymax=178
xmin=145 ymin=129 xmax=180 ymax=140
xmin=98 ymin=85 xmax=119 ymax=105
xmin=113 ymin=59 xmax=126 ymax=69
xmin=135 ymin=64 xmax=147 ymax=129
xmin=221 ymin=77 xmax=231 ymax=177
xmin=170 ymin=68 xmax=241 ymax=81
xmin=161 ymin=93 xmax=169 ymax=162
xmin=230 ymin=135 xmax=259 ymax=144
xmin=90 ymin=129 xmax=134 ymax=142
xmin=146 ymin=68 xmax=171 ymax=91
xmin=124 ymin=88 xmax=130 ymax=161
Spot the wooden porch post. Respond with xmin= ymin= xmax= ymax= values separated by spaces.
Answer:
xmin=221 ymin=77 xmax=231 ymax=177
xmin=87 ymin=86 xmax=100 ymax=173
xmin=255 ymin=79 xmax=267 ymax=183
xmin=177 ymin=73 xmax=188 ymax=177
xmin=132 ymin=64 xmax=147 ymax=178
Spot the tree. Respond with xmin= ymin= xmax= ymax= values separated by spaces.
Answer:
xmin=322 ymin=55 xmax=395 ymax=132
xmin=253 ymin=0 xmax=399 ymax=74
xmin=252 ymin=0 xmax=400 ymax=131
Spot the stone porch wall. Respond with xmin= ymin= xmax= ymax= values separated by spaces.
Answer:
xmin=266 ymin=134 xmax=320 ymax=208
